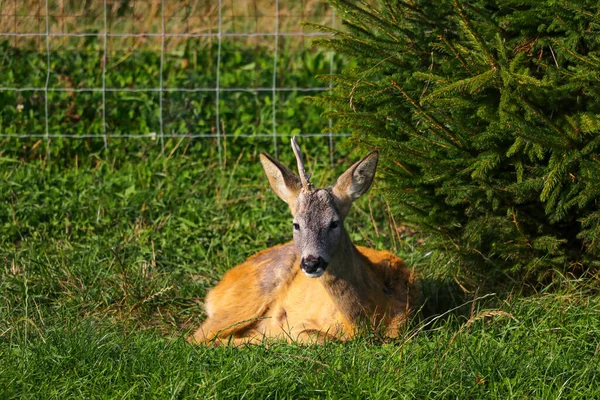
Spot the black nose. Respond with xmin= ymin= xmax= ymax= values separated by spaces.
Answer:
xmin=300 ymin=255 xmax=328 ymax=274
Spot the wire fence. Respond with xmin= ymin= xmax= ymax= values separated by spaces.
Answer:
xmin=0 ymin=0 xmax=348 ymax=159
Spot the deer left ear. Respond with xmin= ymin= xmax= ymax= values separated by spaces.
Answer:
xmin=332 ymin=150 xmax=378 ymax=214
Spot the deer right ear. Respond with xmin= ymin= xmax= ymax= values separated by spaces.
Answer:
xmin=332 ymin=150 xmax=379 ymax=216
xmin=260 ymin=152 xmax=302 ymax=206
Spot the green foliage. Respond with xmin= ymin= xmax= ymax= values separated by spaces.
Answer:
xmin=1 ymin=8 xmax=599 ymax=395
xmin=1 ymin=144 xmax=600 ymax=398
xmin=0 ymin=38 xmax=347 ymax=159
xmin=9 ymin=288 xmax=600 ymax=399
xmin=313 ymin=0 xmax=600 ymax=282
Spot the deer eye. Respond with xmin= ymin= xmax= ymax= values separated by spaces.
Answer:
xmin=329 ymin=220 xmax=340 ymax=230
xmin=293 ymin=223 xmax=300 ymax=231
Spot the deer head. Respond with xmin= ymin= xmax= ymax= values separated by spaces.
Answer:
xmin=259 ymin=137 xmax=379 ymax=278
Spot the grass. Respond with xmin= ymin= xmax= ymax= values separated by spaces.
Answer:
xmin=0 ymin=0 xmax=350 ymax=144
xmin=2 ymin=0 xmax=337 ymax=48
xmin=1 ymin=8 xmax=599 ymax=395
xmin=1 ymin=138 xmax=600 ymax=398
xmin=0 ymin=39 xmax=347 ymax=143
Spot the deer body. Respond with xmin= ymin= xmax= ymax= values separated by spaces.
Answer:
xmin=191 ymin=139 xmax=419 ymax=345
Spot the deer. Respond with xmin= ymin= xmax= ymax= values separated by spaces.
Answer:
xmin=189 ymin=137 xmax=420 ymax=346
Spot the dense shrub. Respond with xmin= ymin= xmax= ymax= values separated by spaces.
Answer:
xmin=314 ymin=0 xmax=600 ymax=282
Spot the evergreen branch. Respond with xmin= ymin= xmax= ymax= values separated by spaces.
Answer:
xmin=541 ymin=151 xmax=575 ymax=203
xmin=439 ymin=36 xmax=473 ymax=74
xmin=345 ymin=53 xmax=406 ymax=113
xmin=452 ymin=0 xmax=499 ymax=71
xmin=461 ymin=2 xmax=504 ymax=35
xmin=420 ymin=97 xmax=473 ymax=111
xmin=509 ymin=209 xmax=533 ymax=250
xmin=504 ymin=71 xmax=549 ymax=88
xmin=330 ymin=0 xmax=421 ymax=49
xmin=316 ymin=36 xmax=406 ymax=70
xmin=470 ymin=152 xmax=501 ymax=180
xmin=506 ymin=136 xmax=525 ymax=158
xmin=503 ymin=110 xmax=566 ymax=152
xmin=384 ymin=2 xmax=403 ymax=26
xmin=558 ymin=2 xmax=600 ymax=23
xmin=395 ymin=0 xmax=438 ymax=26
xmin=516 ymin=96 xmax=573 ymax=148
xmin=381 ymin=143 xmax=432 ymax=164
xmin=581 ymin=134 xmax=600 ymax=155
xmin=412 ymin=72 xmax=447 ymax=84
xmin=337 ymin=114 xmax=388 ymax=128
xmin=302 ymin=22 xmax=372 ymax=49
xmin=421 ymin=69 xmax=497 ymax=103
xmin=333 ymin=22 xmax=403 ymax=48
xmin=553 ymin=41 xmax=598 ymax=68
xmin=356 ymin=0 xmax=404 ymax=44
xmin=391 ymin=114 xmax=459 ymax=152
xmin=389 ymin=79 xmax=463 ymax=149
xmin=391 ymin=159 xmax=413 ymax=176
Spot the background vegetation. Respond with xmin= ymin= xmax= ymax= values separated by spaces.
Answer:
xmin=1 ymin=0 xmax=599 ymax=398
xmin=315 ymin=0 xmax=600 ymax=283
xmin=0 ymin=0 xmax=344 ymax=158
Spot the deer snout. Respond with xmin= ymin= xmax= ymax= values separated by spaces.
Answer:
xmin=300 ymin=255 xmax=328 ymax=278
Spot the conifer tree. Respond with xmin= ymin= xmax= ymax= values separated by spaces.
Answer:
xmin=313 ymin=0 xmax=600 ymax=281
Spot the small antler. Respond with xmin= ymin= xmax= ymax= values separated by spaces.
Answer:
xmin=291 ymin=136 xmax=313 ymax=192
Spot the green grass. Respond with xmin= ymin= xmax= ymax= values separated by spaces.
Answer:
xmin=0 ymin=39 xmax=348 ymax=143
xmin=1 ymin=138 xmax=599 ymax=398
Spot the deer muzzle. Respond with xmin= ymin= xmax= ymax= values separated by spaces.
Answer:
xmin=300 ymin=255 xmax=327 ymax=278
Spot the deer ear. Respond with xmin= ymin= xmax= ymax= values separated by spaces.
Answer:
xmin=332 ymin=150 xmax=379 ymax=214
xmin=260 ymin=152 xmax=302 ymax=206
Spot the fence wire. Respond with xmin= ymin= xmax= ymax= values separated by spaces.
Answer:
xmin=0 ymin=0 xmax=348 ymax=159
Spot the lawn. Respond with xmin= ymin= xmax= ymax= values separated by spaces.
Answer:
xmin=1 ymin=138 xmax=599 ymax=398
xmin=1 ymin=4 xmax=599 ymax=395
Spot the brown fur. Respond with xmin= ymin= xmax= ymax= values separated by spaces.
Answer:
xmin=190 ymin=241 xmax=419 ymax=345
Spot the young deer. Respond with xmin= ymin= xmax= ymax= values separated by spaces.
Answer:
xmin=190 ymin=137 xmax=420 ymax=345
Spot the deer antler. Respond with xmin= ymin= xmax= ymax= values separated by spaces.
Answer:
xmin=291 ymin=136 xmax=313 ymax=192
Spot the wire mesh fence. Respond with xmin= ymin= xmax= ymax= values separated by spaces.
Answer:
xmin=0 ymin=0 xmax=348 ymax=159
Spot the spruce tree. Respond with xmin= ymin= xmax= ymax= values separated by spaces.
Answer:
xmin=313 ymin=0 xmax=600 ymax=281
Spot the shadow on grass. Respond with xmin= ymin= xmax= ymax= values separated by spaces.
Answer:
xmin=417 ymin=277 xmax=473 ymax=329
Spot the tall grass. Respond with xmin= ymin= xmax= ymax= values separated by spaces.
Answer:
xmin=1 ymin=140 xmax=599 ymax=398
xmin=1 ymin=0 xmax=337 ymax=50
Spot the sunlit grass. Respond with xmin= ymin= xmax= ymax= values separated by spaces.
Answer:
xmin=1 ymin=139 xmax=599 ymax=398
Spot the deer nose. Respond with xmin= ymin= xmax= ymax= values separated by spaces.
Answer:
xmin=300 ymin=255 xmax=328 ymax=277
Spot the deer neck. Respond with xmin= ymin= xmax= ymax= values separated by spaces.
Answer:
xmin=319 ymin=227 xmax=376 ymax=323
